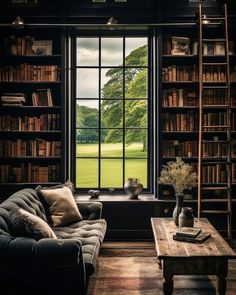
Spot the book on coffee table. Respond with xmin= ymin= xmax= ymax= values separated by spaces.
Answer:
xmin=173 ymin=232 xmax=211 ymax=244
xmin=176 ymin=227 xmax=202 ymax=238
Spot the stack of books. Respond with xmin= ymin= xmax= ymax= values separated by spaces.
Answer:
xmin=1 ymin=93 xmax=26 ymax=106
xmin=173 ymin=227 xmax=211 ymax=243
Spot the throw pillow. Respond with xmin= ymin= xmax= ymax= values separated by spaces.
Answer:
xmin=8 ymin=209 xmax=57 ymax=240
xmin=39 ymin=186 xmax=82 ymax=227
xmin=36 ymin=180 xmax=75 ymax=193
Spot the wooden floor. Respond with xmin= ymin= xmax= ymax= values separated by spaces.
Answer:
xmin=88 ymin=242 xmax=236 ymax=295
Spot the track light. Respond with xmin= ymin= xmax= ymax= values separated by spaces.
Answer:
xmin=202 ymin=15 xmax=209 ymax=25
xmin=106 ymin=17 xmax=118 ymax=30
xmin=12 ymin=16 xmax=25 ymax=28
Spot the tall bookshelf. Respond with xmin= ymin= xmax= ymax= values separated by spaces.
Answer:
xmin=159 ymin=26 xmax=199 ymax=200
xmin=0 ymin=27 xmax=64 ymax=199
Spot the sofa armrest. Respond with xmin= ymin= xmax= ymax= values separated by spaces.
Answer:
xmin=76 ymin=201 xmax=103 ymax=220
xmin=0 ymin=234 xmax=83 ymax=269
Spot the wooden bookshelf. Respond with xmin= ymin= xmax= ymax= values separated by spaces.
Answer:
xmin=0 ymin=28 xmax=64 ymax=197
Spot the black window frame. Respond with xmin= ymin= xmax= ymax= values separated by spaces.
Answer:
xmin=71 ymin=30 xmax=154 ymax=194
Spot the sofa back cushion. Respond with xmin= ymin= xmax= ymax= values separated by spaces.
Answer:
xmin=0 ymin=188 xmax=47 ymax=234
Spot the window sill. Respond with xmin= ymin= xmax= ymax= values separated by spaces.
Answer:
xmin=74 ymin=193 xmax=157 ymax=202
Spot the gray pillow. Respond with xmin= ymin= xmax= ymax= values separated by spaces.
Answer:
xmin=9 ymin=209 xmax=57 ymax=240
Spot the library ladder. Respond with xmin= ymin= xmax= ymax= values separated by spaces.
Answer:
xmin=197 ymin=3 xmax=232 ymax=242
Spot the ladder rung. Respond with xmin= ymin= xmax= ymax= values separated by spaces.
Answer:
xmin=202 ymin=125 xmax=229 ymax=128
xmin=201 ymin=210 xmax=230 ymax=214
xmin=202 ymin=105 xmax=230 ymax=108
xmin=201 ymin=186 xmax=229 ymax=190
xmin=202 ymin=17 xmax=225 ymax=21
xmin=202 ymin=140 xmax=229 ymax=143
xmin=202 ymin=63 xmax=227 ymax=65
xmin=203 ymin=86 xmax=228 ymax=89
xmin=202 ymin=38 xmax=226 ymax=42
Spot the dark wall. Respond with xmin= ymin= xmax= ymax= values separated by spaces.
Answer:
xmin=0 ymin=0 xmax=232 ymax=24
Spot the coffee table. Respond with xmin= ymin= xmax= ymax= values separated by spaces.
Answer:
xmin=151 ymin=218 xmax=236 ymax=295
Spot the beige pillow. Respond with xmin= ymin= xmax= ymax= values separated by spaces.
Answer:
xmin=9 ymin=208 xmax=57 ymax=240
xmin=40 ymin=186 xmax=82 ymax=227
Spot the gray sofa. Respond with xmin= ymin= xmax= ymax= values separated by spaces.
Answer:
xmin=0 ymin=188 xmax=107 ymax=295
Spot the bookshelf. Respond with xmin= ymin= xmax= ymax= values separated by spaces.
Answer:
xmin=0 ymin=28 xmax=64 ymax=197
xmin=159 ymin=26 xmax=199 ymax=200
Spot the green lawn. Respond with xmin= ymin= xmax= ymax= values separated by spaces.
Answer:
xmin=76 ymin=143 xmax=147 ymax=188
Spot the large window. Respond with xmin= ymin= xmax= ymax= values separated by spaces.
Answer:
xmin=74 ymin=35 xmax=151 ymax=191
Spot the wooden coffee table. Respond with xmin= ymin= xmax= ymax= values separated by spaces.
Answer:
xmin=151 ymin=218 xmax=236 ymax=295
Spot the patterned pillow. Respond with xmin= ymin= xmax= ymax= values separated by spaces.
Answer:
xmin=9 ymin=208 xmax=57 ymax=240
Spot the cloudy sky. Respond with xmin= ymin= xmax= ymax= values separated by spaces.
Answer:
xmin=76 ymin=37 xmax=147 ymax=108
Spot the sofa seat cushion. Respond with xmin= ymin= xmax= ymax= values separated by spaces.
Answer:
xmin=53 ymin=219 xmax=107 ymax=275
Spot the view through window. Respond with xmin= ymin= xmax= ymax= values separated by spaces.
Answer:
xmin=75 ymin=36 xmax=149 ymax=190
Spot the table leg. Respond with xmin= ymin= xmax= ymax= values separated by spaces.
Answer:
xmin=216 ymin=259 xmax=228 ymax=295
xmin=163 ymin=262 xmax=173 ymax=295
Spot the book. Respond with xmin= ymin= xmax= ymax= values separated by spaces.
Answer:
xmin=173 ymin=232 xmax=211 ymax=244
xmin=176 ymin=227 xmax=202 ymax=238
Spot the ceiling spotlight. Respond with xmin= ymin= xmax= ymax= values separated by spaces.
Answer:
xmin=12 ymin=16 xmax=25 ymax=28
xmin=107 ymin=17 xmax=118 ymax=30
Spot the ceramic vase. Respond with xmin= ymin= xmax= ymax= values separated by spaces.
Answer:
xmin=173 ymin=194 xmax=184 ymax=226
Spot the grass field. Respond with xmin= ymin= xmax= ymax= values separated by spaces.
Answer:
xmin=76 ymin=143 xmax=147 ymax=188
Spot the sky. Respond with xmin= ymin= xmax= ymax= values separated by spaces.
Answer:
xmin=76 ymin=37 xmax=147 ymax=108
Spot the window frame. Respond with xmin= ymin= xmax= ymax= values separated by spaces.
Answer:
xmin=71 ymin=30 xmax=154 ymax=193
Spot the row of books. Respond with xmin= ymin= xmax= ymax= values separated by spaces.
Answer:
xmin=202 ymin=142 xmax=228 ymax=158
xmin=5 ymin=36 xmax=53 ymax=56
xmin=232 ymin=163 xmax=236 ymax=183
xmin=202 ymin=89 xmax=229 ymax=106
xmin=0 ymin=64 xmax=60 ymax=82
xmin=0 ymin=139 xmax=61 ymax=157
xmin=0 ymin=164 xmax=60 ymax=183
xmin=0 ymin=92 xmax=26 ymax=106
xmin=203 ymin=112 xmax=228 ymax=130
xmin=162 ymin=140 xmax=198 ymax=157
xmin=162 ymin=89 xmax=196 ymax=107
xmin=162 ymin=65 xmax=198 ymax=82
xmin=202 ymin=66 xmax=226 ymax=82
xmin=162 ymin=112 xmax=198 ymax=131
xmin=202 ymin=164 xmax=227 ymax=183
xmin=163 ymin=35 xmax=234 ymax=56
xmin=0 ymin=114 xmax=60 ymax=131
xmin=202 ymin=42 xmax=226 ymax=55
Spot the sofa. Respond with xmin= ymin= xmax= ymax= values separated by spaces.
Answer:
xmin=0 ymin=187 xmax=107 ymax=295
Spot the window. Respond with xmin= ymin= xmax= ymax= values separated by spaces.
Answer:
xmin=74 ymin=35 xmax=151 ymax=191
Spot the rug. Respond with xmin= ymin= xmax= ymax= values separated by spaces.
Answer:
xmin=88 ymin=243 xmax=236 ymax=295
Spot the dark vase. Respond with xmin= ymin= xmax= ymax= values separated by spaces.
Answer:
xmin=179 ymin=207 xmax=194 ymax=228
xmin=173 ymin=194 xmax=184 ymax=226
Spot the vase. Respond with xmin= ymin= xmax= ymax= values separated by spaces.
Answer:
xmin=124 ymin=178 xmax=143 ymax=199
xmin=173 ymin=194 xmax=184 ymax=226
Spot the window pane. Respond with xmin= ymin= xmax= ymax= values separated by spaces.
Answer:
xmin=125 ymin=159 xmax=147 ymax=188
xmin=76 ymin=159 xmax=98 ymax=187
xmin=125 ymin=129 xmax=147 ymax=158
xmin=101 ymin=37 xmax=123 ymax=66
xmin=101 ymin=100 xmax=123 ymax=128
xmin=76 ymin=68 xmax=99 ymax=98
xmin=125 ymin=38 xmax=148 ymax=66
xmin=76 ymin=100 xmax=99 ymax=128
xmin=101 ymin=129 xmax=123 ymax=157
xmin=101 ymin=68 xmax=123 ymax=99
xmin=101 ymin=159 xmax=123 ymax=187
xmin=125 ymin=100 xmax=147 ymax=128
xmin=125 ymin=68 xmax=148 ymax=99
xmin=76 ymin=129 xmax=99 ymax=157
xmin=76 ymin=38 xmax=99 ymax=66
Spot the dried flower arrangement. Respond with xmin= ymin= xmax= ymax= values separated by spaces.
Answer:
xmin=159 ymin=157 xmax=197 ymax=196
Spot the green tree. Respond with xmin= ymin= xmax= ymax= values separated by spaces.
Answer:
xmin=101 ymin=44 xmax=148 ymax=150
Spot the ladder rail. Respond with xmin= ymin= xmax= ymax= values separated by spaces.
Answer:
xmin=198 ymin=4 xmax=232 ymax=242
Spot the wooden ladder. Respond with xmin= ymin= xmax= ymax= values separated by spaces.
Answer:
xmin=197 ymin=3 xmax=232 ymax=242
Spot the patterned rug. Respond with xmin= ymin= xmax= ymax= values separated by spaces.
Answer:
xmin=88 ymin=243 xmax=236 ymax=295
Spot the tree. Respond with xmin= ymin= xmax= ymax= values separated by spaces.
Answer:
xmin=101 ymin=45 xmax=148 ymax=150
